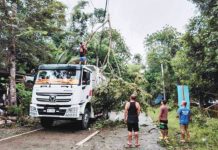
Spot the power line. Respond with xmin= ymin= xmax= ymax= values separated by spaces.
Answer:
xmin=103 ymin=0 xmax=108 ymax=20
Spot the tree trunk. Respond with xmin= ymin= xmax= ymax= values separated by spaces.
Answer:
xmin=9 ymin=38 xmax=16 ymax=105
xmin=4 ymin=1 xmax=17 ymax=105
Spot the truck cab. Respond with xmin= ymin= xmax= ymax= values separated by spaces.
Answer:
xmin=30 ymin=64 xmax=105 ymax=129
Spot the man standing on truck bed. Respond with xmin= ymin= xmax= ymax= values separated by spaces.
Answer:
xmin=79 ymin=42 xmax=87 ymax=65
xmin=124 ymin=94 xmax=141 ymax=147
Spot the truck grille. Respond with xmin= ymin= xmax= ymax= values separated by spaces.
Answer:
xmin=38 ymin=109 xmax=66 ymax=116
xmin=36 ymin=92 xmax=72 ymax=103
xmin=36 ymin=93 xmax=72 ymax=96
xmin=36 ymin=98 xmax=71 ymax=102
xmin=37 ymin=105 xmax=69 ymax=116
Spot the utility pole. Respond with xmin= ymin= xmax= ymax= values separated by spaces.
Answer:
xmin=161 ymin=63 xmax=166 ymax=100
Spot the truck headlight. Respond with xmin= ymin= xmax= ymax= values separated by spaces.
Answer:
xmin=30 ymin=106 xmax=38 ymax=117
xmin=65 ymin=107 xmax=79 ymax=117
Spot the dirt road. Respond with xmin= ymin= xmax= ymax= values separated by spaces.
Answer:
xmin=75 ymin=126 xmax=165 ymax=150
xmin=0 ymin=122 xmax=97 ymax=150
xmin=0 ymin=114 xmax=165 ymax=150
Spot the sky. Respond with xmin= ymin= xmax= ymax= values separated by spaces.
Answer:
xmin=60 ymin=0 xmax=197 ymax=57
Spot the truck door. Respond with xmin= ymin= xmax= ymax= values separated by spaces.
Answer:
xmin=81 ymin=69 xmax=91 ymax=102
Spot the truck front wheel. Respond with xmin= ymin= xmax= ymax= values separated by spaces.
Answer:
xmin=81 ymin=108 xmax=90 ymax=129
xmin=40 ymin=118 xmax=54 ymax=128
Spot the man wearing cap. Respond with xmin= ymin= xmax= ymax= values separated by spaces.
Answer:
xmin=177 ymin=101 xmax=191 ymax=142
xmin=124 ymin=94 xmax=141 ymax=147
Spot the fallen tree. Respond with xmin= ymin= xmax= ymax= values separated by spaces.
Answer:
xmin=91 ymin=76 xmax=152 ymax=113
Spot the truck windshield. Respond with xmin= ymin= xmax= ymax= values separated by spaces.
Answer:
xmin=35 ymin=70 xmax=80 ymax=85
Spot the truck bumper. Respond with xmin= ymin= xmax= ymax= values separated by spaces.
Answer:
xmin=30 ymin=104 xmax=80 ymax=119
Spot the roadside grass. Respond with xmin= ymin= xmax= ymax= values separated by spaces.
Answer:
xmin=148 ymin=107 xmax=218 ymax=150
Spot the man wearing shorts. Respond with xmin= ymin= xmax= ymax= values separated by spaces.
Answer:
xmin=79 ymin=42 xmax=87 ymax=65
xmin=124 ymin=94 xmax=141 ymax=147
xmin=177 ymin=101 xmax=191 ymax=142
xmin=158 ymin=100 xmax=168 ymax=141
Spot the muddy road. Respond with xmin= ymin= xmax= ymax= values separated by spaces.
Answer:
xmin=0 ymin=122 xmax=97 ymax=150
xmin=0 ymin=113 xmax=165 ymax=150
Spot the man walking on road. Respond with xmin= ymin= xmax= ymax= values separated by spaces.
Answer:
xmin=124 ymin=94 xmax=141 ymax=147
xmin=177 ymin=101 xmax=191 ymax=142
xmin=158 ymin=100 xmax=169 ymax=142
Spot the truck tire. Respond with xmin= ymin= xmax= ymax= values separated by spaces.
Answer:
xmin=81 ymin=108 xmax=90 ymax=129
xmin=40 ymin=118 xmax=54 ymax=128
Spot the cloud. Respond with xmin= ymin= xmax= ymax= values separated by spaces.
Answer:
xmin=60 ymin=0 xmax=196 ymax=57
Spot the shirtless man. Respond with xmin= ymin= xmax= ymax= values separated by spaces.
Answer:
xmin=79 ymin=42 xmax=87 ymax=65
xmin=158 ymin=100 xmax=169 ymax=141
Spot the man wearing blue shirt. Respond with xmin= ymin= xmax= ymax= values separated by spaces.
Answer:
xmin=177 ymin=101 xmax=191 ymax=142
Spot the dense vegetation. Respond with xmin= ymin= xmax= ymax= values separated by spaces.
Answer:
xmin=0 ymin=0 xmax=131 ymax=106
xmin=148 ymin=107 xmax=218 ymax=149
xmin=144 ymin=0 xmax=218 ymax=105
xmin=145 ymin=1 xmax=218 ymax=148
xmin=0 ymin=0 xmax=217 ymax=148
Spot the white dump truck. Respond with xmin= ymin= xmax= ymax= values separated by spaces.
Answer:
xmin=29 ymin=64 xmax=106 ymax=129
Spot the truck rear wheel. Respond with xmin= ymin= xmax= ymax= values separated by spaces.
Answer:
xmin=81 ymin=108 xmax=90 ymax=129
xmin=40 ymin=118 xmax=54 ymax=128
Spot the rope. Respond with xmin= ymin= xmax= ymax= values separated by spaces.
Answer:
xmin=107 ymin=14 xmax=121 ymax=77
xmin=85 ymin=20 xmax=108 ymax=46
xmin=100 ymin=5 xmax=122 ymax=77
xmin=79 ymin=0 xmax=122 ymax=78
xmin=85 ymin=0 xmax=109 ymax=46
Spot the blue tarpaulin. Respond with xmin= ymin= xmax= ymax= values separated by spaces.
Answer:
xmin=154 ymin=94 xmax=163 ymax=105
xmin=177 ymin=85 xmax=190 ymax=109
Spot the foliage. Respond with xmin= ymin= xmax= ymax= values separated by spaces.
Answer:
xmin=92 ymin=119 xmax=125 ymax=129
xmin=55 ymin=1 xmax=131 ymax=77
xmin=7 ymin=105 xmax=22 ymax=116
xmin=8 ymin=83 xmax=32 ymax=117
xmin=144 ymin=0 xmax=218 ymax=105
xmin=191 ymin=107 xmax=207 ymax=126
xmin=7 ymin=83 xmax=31 ymax=116
xmin=92 ymin=76 xmax=151 ymax=113
xmin=6 ymin=83 xmax=32 ymax=127
xmin=178 ymin=14 xmax=218 ymax=105
xmin=132 ymin=53 xmax=142 ymax=64
xmin=148 ymin=107 xmax=218 ymax=149
xmin=87 ymin=28 xmax=131 ymax=74
xmin=0 ymin=0 xmax=66 ymax=73
xmin=171 ymin=49 xmax=192 ymax=85
xmin=0 ymin=0 xmax=131 ymax=107
xmin=144 ymin=26 xmax=181 ymax=100
xmin=16 ymin=83 xmax=32 ymax=115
